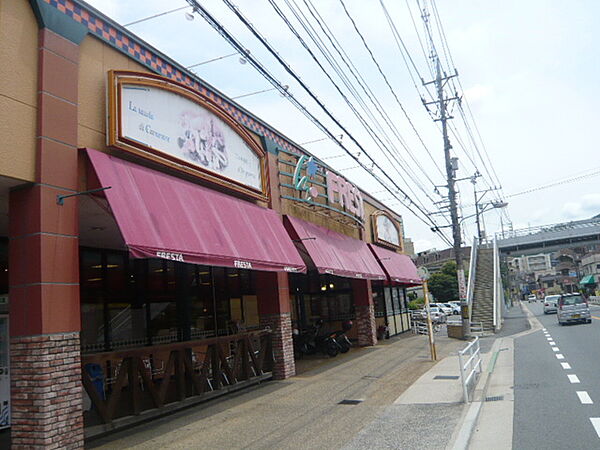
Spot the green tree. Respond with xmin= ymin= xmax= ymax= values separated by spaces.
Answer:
xmin=428 ymin=261 xmax=459 ymax=302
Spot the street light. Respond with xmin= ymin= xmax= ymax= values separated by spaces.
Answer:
xmin=230 ymin=85 xmax=289 ymax=100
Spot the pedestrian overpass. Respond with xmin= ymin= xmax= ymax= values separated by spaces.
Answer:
xmin=495 ymin=217 xmax=600 ymax=256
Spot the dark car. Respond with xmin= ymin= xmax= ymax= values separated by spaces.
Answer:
xmin=557 ymin=293 xmax=591 ymax=325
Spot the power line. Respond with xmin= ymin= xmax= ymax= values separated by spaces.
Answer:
xmin=185 ymin=0 xmax=453 ymax=245
xmin=337 ymin=0 xmax=446 ymax=179
xmin=274 ymin=0 xmax=441 ymax=207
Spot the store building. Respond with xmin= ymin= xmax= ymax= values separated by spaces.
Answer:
xmin=0 ymin=0 xmax=421 ymax=447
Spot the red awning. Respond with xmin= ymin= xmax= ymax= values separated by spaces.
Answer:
xmin=368 ymin=244 xmax=422 ymax=285
xmin=284 ymin=215 xmax=386 ymax=280
xmin=85 ymin=149 xmax=305 ymax=273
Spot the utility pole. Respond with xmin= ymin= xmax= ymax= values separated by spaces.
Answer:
xmin=420 ymin=4 xmax=467 ymax=334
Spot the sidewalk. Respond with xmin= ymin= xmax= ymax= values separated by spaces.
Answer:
xmin=89 ymin=331 xmax=465 ymax=449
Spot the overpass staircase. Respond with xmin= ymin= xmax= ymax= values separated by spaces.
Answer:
xmin=470 ymin=247 xmax=495 ymax=332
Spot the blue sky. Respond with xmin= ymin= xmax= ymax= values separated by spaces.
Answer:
xmin=86 ymin=0 xmax=600 ymax=252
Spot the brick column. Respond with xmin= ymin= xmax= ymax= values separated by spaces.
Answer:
xmin=352 ymin=279 xmax=377 ymax=346
xmin=9 ymin=28 xmax=83 ymax=449
xmin=256 ymin=272 xmax=295 ymax=380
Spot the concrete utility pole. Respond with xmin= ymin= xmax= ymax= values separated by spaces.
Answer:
xmin=420 ymin=4 xmax=466 ymax=334
xmin=436 ymin=59 xmax=462 ymax=273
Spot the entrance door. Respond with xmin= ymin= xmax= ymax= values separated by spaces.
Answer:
xmin=0 ymin=315 xmax=9 ymax=429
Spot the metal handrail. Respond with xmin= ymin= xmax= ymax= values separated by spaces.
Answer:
xmin=466 ymin=236 xmax=479 ymax=321
xmin=493 ymin=238 xmax=499 ymax=329
xmin=458 ymin=337 xmax=482 ymax=402
xmin=496 ymin=217 xmax=600 ymax=240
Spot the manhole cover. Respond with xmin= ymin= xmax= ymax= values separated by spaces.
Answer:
xmin=434 ymin=375 xmax=459 ymax=380
xmin=339 ymin=399 xmax=363 ymax=405
xmin=485 ymin=395 xmax=504 ymax=402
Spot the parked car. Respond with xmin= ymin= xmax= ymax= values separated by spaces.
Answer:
xmin=427 ymin=307 xmax=447 ymax=323
xmin=543 ymin=295 xmax=560 ymax=314
xmin=430 ymin=303 xmax=453 ymax=316
xmin=557 ymin=293 xmax=591 ymax=325
xmin=444 ymin=302 xmax=461 ymax=315
xmin=414 ymin=307 xmax=446 ymax=323
xmin=527 ymin=294 xmax=537 ymax=303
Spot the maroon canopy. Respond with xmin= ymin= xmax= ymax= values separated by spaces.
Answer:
xmin=368 ymin=244 xmax=422 ymax=285
xmin=86 ymin=149 xmax=305 ymax=273
xmin=284 ymin=215 xmax=386 ymax=280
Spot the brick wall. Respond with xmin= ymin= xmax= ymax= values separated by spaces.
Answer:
xmin=260 ymin=313 xmax=295 ymax=380
xmin=355 ymin=305 xmax=377 ymax=347
xmin=10 ymin=332 xmax=83 ymax=449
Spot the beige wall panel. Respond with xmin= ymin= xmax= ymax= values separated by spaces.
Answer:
xmin=0 ymin=0 xmax=38 ymax=181
xmin=0 ymin=97 xmax=36 ymax=181
xmin=78 ymin=36 xmax=150 ymax=148
xmin=0 ymin=0 xmax=38 ymax=108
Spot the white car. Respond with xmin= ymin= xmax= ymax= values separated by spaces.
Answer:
xmin=431 ymin=303 xmax=453 ymax=316
xmin=527 ymin=295 xmax=537 ymax=303
xmin=543 ymin=295 xmax=560 ymax=314
xmin=444 ymin=302 xmax=461 ymax=315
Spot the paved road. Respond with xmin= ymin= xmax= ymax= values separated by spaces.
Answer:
xmin=513 ymin=302 xmax=600 ymax=450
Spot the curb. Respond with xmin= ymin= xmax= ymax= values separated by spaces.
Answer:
xmin=448 ymin=337 xmax=503 ymax=450
xmin=449 ymin=302 xmax=539 ymax=449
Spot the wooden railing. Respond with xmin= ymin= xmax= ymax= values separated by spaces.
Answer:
xmin=81 ymin=330 xmax=273 ymax=430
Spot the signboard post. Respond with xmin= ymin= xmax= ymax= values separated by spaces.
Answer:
xmin=418 ymin=267 xmax=436 ymax=361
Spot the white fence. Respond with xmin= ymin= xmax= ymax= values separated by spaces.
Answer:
xmin=458 ymin=337 xmax=482 ymax=402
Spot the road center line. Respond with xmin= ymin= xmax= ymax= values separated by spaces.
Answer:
xmin=552 ymin=347 xmax=560 ymax=352
xmin=577 ymin=391 xmax=593 ymax=404
xmin=591 ymin=418 xmax=600 ymax=438
xmin=556 ymin=354 xmax=565 ymax=360
xmin=549 ymin=341 xmax=556 ymax=345
xmin=546 ymin=337 xmax=552 ymax=341
xmin=561 ymin=362 xmax=572 ymax=369
xmin=568 ymin=374 xmax=581 ymax=383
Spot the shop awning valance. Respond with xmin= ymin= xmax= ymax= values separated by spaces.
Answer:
xmin=284 ymin=215 xmax=386 ymax=280
xmin=368 ymin=244 xmax=422 ymax=286
xmin=580 ymin=275 xmax=596 ymax=285
xmin=85 ymin=149 xmax=306 ymax=273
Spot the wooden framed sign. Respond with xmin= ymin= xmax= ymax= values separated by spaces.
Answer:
xmin=372 ymin=211 xmax=402 ymax=250
xmin=107 ymin=71 xmax=268 ymax=200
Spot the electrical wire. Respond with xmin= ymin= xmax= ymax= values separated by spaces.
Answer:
xmin=184 ymin=0 xmax=454 ymax=245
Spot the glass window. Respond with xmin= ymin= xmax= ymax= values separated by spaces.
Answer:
xmin=391 ymin=288 xmax=401 ymax=314
xmin=384 ymin=287 xmax=393 ymax=316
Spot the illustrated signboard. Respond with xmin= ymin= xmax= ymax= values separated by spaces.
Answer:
xmin=372 ymin=211 xmax=402 ymax=250
xmin=107 ymin=71 xmax=267 ymax=199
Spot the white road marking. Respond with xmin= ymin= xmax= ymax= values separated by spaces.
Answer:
xmin=590 ymin=418 xmax=600 ymax=438
xmin=546 ymin=337 xmax=552 ymax=341
xmin=552 ymin=347 xmax=560 ymax=352
xmin=561 ymin=362 xmax=572 ymax=369
xmin=568 ymin=374 xmax=581 ymax=383
xmin=542 ymin=328 xmax=547 ymax=331
xmin=556 ymin=354 xmax=565 ymax=360
xmin=549 ymin=341 xmax=556 ymax=345
xmin=577 ymin=391 xmax=593 ymax=404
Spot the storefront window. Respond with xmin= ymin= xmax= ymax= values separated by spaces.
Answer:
xmin=80 ymin=248 xmax=259 ymax=353
xmin=384 ymin=287 xmax=393 ymax=317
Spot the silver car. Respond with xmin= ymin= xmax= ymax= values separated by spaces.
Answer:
xmin=557 ymin=293 xmax=591 ymax=325
xmin=543 ymin=295 xmax=560 ymax=314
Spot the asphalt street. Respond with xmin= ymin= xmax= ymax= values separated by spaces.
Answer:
xmin=513 ymin=302 xmax=600 ymax=450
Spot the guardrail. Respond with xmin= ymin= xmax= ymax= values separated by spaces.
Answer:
xmin=458 ymin=337 xmax=482 ymax=403
xmin=411 ymin=320 xmax=429 ymax=335
xmin=466 ymin=237 xmax=479 ymax=321
xmin=469 ymin=322 xmax=484 ymax=334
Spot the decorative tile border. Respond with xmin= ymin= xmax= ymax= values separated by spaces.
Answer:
xmin=42 ymin=0 xmax=301 ymax=155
